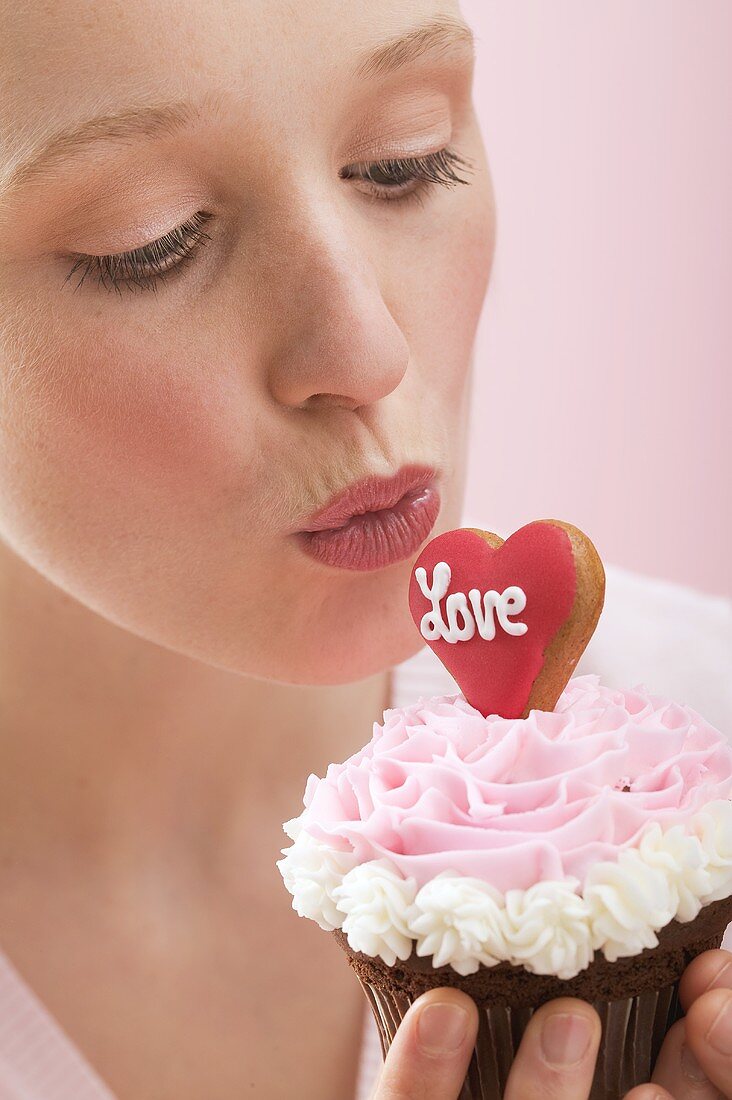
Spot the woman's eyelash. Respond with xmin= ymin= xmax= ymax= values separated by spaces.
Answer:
xmin=341 ymin=146 xmax=476 ymax=205
xmin=63 ymin=210 xmax=214 ymax=297
xmin=62 ymin=146 xmax=475 ymax=295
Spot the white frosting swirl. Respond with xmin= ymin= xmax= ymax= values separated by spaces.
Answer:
xmin=634 ymin=822 xmax=711 ymax=922
xmin=408 ymin=872 xmax=508 ymax=975
xmin=275 ymin=830 xmax=356 ymax=931
xmin=692 ymin=799 xmax=732 ymax=901
xmin=584 ymin=846 xmax=675 ymax=961
xmin=502 ymin=879 xmax=595 ymax=980
xmin=331 ymin=860 xmax=417 ymax=966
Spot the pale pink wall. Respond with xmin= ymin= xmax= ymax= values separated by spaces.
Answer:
xmin=461 ymin=1 xmax=731 ymax=596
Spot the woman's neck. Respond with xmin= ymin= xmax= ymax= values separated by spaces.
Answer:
xmin=0 ymin=542 xmax=390 ymax=884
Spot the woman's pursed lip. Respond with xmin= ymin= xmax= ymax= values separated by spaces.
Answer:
xmin=301 ymin=463 xmax=438 ymax=532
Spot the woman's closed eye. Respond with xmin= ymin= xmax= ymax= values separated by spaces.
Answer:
xmin=61 ymin=145 xmax=475 ymax=295
xmin=62 ymin=210 xmax=215 ymax=297
xmin=339 ymin=145 xmax=474 ymax=205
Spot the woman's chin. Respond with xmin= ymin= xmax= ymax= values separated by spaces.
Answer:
xmin=244 ymin=613 xmax=426 ymax=687
xmin=312 ymin=631 xmax=426 ymax=686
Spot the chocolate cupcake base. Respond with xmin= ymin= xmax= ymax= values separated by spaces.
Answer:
xmin=334 ymin=893 xmax=732 ymax=1099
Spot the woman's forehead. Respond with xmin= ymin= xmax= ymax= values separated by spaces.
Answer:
xmin=0 ymin=0 xmax=472 ymax=192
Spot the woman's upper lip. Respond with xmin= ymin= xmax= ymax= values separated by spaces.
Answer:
xmin=302 ymin=464 xmax=438 ymax=532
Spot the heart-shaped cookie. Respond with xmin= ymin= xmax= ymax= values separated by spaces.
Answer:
xmin=409 ymin=520 xmax=605 ymax=718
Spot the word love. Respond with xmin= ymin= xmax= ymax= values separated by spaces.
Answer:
xmin=414 ymin=561 xmax=528 ymax=645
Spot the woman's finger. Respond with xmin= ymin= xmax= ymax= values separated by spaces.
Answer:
xmin=651 ymin=1015 xmax=725 ymax=1098
xmin=683 ymin=986 xmax=732 ymax=1096
xmin=503 ymin=997 xmax=602 ymax=1100
xmin=623 ymin=1088 xmax=674 ymax=1100
xmin=679 ymin=948 xmax=732 ymax=1014
xmin=372 ymin=987 xmax=479 ymax=1100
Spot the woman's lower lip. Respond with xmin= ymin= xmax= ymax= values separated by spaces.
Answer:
xmin=297 ymin=484 xmax=441 ymax=571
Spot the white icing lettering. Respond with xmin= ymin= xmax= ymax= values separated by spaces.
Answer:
xmin=416 ymin=562 xmax=528 ymax=644
xmin=445 ymin=592 xmax=476 ymax=642
xmin=468 ymin=587 xmax=501 ymax=640
xmin=496 ymin=586 xmax=528 ymax=636
xmin=415 ymin=562 xmax=452 ymax=640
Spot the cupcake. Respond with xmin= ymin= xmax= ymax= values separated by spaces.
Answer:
xmin=277 ymin=521 xmax=732 ymax=1098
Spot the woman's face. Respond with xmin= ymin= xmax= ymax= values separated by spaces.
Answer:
xmin=0 ymin=0 xmax=495 ymax=684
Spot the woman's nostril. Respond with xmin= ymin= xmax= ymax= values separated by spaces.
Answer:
xmin=304 ymin=392 xmax=363 ymax=411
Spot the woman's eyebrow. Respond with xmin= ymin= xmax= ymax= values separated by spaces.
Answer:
xmin=0 ymin=95 xmax=223 ymax=202
xmin=353 ymin=14 xmax=475 ymax=81
xmin=0 ymin=15 xmax=475 ymax=203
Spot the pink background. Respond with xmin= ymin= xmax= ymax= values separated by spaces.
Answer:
xmin=461 ymin=1 xmax=731 ymax=597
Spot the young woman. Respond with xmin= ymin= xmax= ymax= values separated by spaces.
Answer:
xmin=0 ymin=1 xmax=730 ymax=1097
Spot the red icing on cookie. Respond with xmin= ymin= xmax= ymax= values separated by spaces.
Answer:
xmin=409 ymin=523 xmax=576 ymax=718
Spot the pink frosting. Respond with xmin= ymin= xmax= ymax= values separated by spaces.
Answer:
xmin=297 ymin=674 xmax=732 ymax=893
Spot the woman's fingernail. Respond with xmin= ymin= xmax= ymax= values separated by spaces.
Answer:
xmin=703 ymin=959 xmax=732 ymax=994
xmin=540 ymin=1012 xmax=593 ymax=1067
xmin=681 ymin=1042 xmax=708 ymax=1082
xmin=705 ymin=992 xmax=732 ymax=1054
xmin=416 ymin=1001 xmax=469 ymax=1055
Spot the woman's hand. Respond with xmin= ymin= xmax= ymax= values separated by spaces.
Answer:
xmin=641 ymin=947 xmax=732 ymax=1098
xmin=370 ymin=987 xmax=603 ymax=1099
xmin=371 ymin=949 xmax=732 ymax=1100
xmin=370 ymin=988 xmax=479 ymax=1099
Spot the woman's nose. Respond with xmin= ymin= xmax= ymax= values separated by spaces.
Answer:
xmin=264 ymin=217 xmax=410 ymax=411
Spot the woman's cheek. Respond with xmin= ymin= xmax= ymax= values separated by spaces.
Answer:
xmin=406 ymin=152 xmax=495 ymax=413
xmin=0 ymin=310 xmax=265 ymax=587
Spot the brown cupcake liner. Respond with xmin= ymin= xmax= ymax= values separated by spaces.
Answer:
xmin=358 ymin=977 xmax=681 ymax=1099
xmin=335 ymin=893 xmax=732 ymax=1099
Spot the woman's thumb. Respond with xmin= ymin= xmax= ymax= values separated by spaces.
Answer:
xmin=372 ymin=987 xmax=479 ymax=1099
